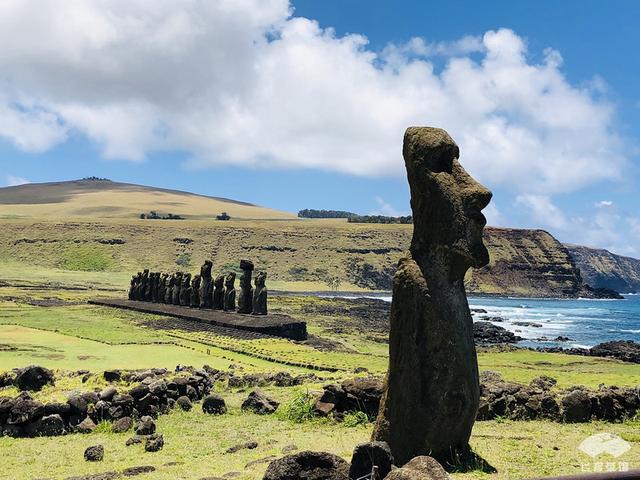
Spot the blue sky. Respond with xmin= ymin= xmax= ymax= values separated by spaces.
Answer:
xmin=0 ymin=0 xmax=638 ymax=256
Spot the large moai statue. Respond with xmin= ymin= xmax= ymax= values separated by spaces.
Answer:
xmin=199 ymin=260 xmax=213 ymax=308
xmin=179 ymin=273 xmax=191 ymax=306
xmin=190 ymin=274 xmax=201 ymax=307
xmin=172 ymin=273 xmax=183 ymax=305
xmin=141 ymin=269 xmax=150 ymax=301
xmin=164 ymin=274 xmax=174 ymax=304
xmin=158 ymin=273 xmax=168 ymax=303
xmin=151 ymin=272 xmax=160 ymax=303
xmin=237 ymin=260 xmax=254 ymax=314
xmin=128 ymin=273 xmax=138 ymax=300
xmin=223 ymin=272 xmax=236 ymax=311
xmin=251 ymin=271 xmax=268 ymax=315
xmin=212 ymin=274 xmax=225 ymax=310
xmin=372 ymin=127 xmax=492 ymax=467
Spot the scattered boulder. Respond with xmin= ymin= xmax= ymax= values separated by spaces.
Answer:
xmin=24 ymin=414 xmax=65 ymax=437
xmin=14 ymin=365 xmax=54 ymax=391
xmin=125 ymin=436 xmax=145 ymax=446
xmin=590 ymin=340 xmax=640 ymax=364
xmin=103 ymin=370 xmax=121 ymax=382
xmin=473 ymin=322 xmax=522 ymax=345
xmin=226 ymin=441 xmax=258 ymax=454
xmin=202 ymin=394 xmax=227 ymax=415
xmin=8 ymin=393 xmax=44 ymax=425
xmin=122 ymin=466 xmax=156 ymax=477
xmin=176 ymin=396 xmax=192 ymax=411
xmin=145 ymin=433 xmax=164 ymax=452
xmin=314 ymin=377 xmax=383 ymax=419
xmin=562 ymin=390 xmax=592 ymax=423
xmin=282 ymin=444 xmax=298 ymax=454
xmin=263 ymin=451 xmax=350 ymax=480
xmin=349 ymin=442 xmax=394 ymax=480
xmin=112 ymin=416 xmax=133 ymax=433
xmin=76 ymin=417 xmax=97 ymax=434
xmin=99 ymin=387 xmax=118 ymax=402
xmin=384 ymin=456 xmax=449 ymax=480
xmin=135 ymin=416 xmax=156 ymax=435
xmin=241 ymin=390 xmax=279 ymax=415
xmin=84 ymin=445 xmax=104 ymax=462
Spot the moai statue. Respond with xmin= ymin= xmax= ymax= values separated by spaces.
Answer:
xmin=180 ymin=273 xmax=191 ymax=306
xmin=372 ymin=127 xmax=492 ymax=467
xmin=237 ymin=260 xmax=254 ymax=314
xmin=151 ymin=272 xmax=160 ymax=303
xmin=158 ymin=273 xmax=168 ymax=303
xmin=141 ymin=269 xmax=151 ymax=301
xmin=128 ymin=274 xmax=138 ymax=300
xmin=251 ymin=271 xmax=268 ymax=315
xmin=212 ymin=274 xmax=225 ymax=310
xmin=223 ymin=272 xmax=236 ymax=311
xmin=172 ymin=272 xmax=183 ymax=305
xmin=190 ymin=274 xmax=201 ymax=307
xmin=199 ymin=260 xmax=213 ymax=308
xmin=164 ymin=274 xmax=174 ymax=304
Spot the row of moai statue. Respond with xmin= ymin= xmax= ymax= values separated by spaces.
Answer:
xmin=128 ymin=260 xmax=267 ymax=315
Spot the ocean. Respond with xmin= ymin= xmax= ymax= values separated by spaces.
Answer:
xmin=319 ymin=292 xmax=640 ymax=349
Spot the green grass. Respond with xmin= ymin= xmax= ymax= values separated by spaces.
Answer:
xmin=61 ymin=245 xmax=114 ymax=271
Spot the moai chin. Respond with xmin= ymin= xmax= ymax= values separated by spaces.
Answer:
xmin=237 ymin=260 xmax=254 ymax=314
xmin=212 ymin=274 xmax=225 ymax=310
xmin=371 ymin=127 xmax=492 ymax=467
xmin=251 ymin=271 xmax=268 ymax=315
xmin=223 ymin=272 xmax=236 ymax=311
xmin=199 ymin=260 xmax=213 ymax=308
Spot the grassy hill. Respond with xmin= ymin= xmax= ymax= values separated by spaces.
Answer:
xmin=0 ymin=178 xmax=296 ymax=220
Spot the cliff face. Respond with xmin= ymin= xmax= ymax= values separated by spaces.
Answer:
xmin=466 ymin=228 xmax=594 ymax=297
xmin=565 ymin=245 xmax=640 ymax=293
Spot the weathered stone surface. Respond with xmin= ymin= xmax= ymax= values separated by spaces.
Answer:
xmin=24 ymin=414 xmax=65 ymax=437
xmin=122 ymin=465 xmax=156 ymax=476
xmin=590 ymin=340 xmax=640 ymax=364
xmin=135 ymin=416 xmax=156 ymax=435
xmin=237 ymin=260 xmax=254 ymax=314
xmin=176 ymin=396 xmax=193 ymax=411
xmin=112 ymin=416 xmax=133 ymax=433
xmin=384 ymin=456 xmax=449 ymax=480
xmin=373 ymin=127 xmax=492 ymax=466
xmin=226 ymin=441 xmax=258 ymax=454
xmin=199 ymin=261 xmax=213 ymax=308
xmin=103 ymin=370 xmax=121 ymax=382
xmin=473 ymin=322 xmax=522 ymax=345
xmin=84 ymin=445 xmax=104 ymax=462
xmin=252 ymin=271 xmax=268 ymax=315
xmin=263 ymin=451 xmax=349 ymax=480
xmin=14 ymin=365 xmax=54 ymax=391
xmin=241 ymin=390 xmax=279 ymax=415
xmin=562 ymin=390 xmax=592 ymax=423
xmin=223 ymin=273 xmax=236 ymax=311
xmin=212 ymin=274 xmax=225 ymax=310
xmin=202 ymin=394 xmax=227 ymax=415
xmin=145 ymin=433 xmax=164 ymax=452
xmin=8 ymin=393 xmax=44 ymax=425
xmin=349 ymin=441 xmax=394 ymax=480
xmin=76 ymin=416 xmax=97 ymax=433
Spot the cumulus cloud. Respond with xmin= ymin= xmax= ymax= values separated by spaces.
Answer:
xmin=5 ymin=175 xmax=30 ymax=186
xmin=595 ymin=200 xmax=614 ymax=208
xmin=0 ymin=0 xmax=627 ymax=196
xmin=370 ymin=196 xmax=405 ymax=217
xmin=515 ymin=194 xmax=569 ymax=231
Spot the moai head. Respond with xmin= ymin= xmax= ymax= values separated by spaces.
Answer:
xmin=255 ymin=271 xmax=267 ymax=288
xmin=182 ymin=273 xmax=191 ymax=287
xmin=192 ymin=274 xmax=201 ymax=288
xmin=225 ymin=272 xmax=236 ymax=289
xmin=239 ymin=260 xmax=254 ymax=286
xmin=143 ymin=269 xmax=149 ymax=278
xmin=403 ymin=127 xmax=492 ymax=272
xmin=201 ymin=260 xmax=213 ymax=279
xmin=214 ymin=274 xmax=225 ymax=289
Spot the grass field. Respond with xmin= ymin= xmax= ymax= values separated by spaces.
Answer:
xmin=1 ymin=207 xmax=640 ymax=479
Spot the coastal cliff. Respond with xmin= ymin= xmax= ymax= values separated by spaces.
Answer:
xmin=466 ymin=228 xmax=618 ymax=298
xmin=566 ymin=245 xmax=640 ymax=293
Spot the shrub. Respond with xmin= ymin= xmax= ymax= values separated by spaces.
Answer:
xmin=276 ymin=390 xmax=316 ymax=423
xmin=342 ymin=411 xmax=370 ymax=427
xmin=176 ymin=253 xmax=191 ymax=267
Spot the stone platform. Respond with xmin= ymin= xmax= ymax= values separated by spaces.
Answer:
xmin=88 ymin=299 xmax=307 ymax=341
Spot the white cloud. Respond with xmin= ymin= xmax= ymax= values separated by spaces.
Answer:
xmin=370 ymin=196 xmax=404 ymax=217
xmin=515 ymin=194 xmax=569 ymax=231
xmin=482 ymin=203 xmax=505 ymax=227
xmin=596 ymin=200 xmax=614 ymax=208
xmin=5 ymin=175 xmax=30 ymax=186
xmin=0 ymin=1 xmax=628 ymax=197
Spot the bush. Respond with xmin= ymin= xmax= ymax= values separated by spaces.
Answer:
xmin=342 ymin=411 xmax=370 ymax=427
xmin=176 ymin=253 xmax=191 ymax=267
xmin=276 ymin=390 xmax=316 ymax=423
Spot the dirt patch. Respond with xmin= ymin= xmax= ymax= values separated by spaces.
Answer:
xmin=77 ymin=355 xmax=99 ymax=360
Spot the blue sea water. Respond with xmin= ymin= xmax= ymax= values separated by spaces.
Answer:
xmin=467 ymin=294 xmax=640 ymax=348
xmin=323 ymin=292 xmax=640 ymax=348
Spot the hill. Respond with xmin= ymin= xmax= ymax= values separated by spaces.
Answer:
xmin=566 ymin=244 xmax=640 ymax=293
xmin=0 ymin=179 xmax=296 ymax=220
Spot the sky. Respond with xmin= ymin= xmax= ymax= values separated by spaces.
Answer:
xmin=0 ymin=0 xmax=638 ymax=256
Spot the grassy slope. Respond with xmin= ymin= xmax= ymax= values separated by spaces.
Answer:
xmin=0 ymin=180 xmax=296 ymax=220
